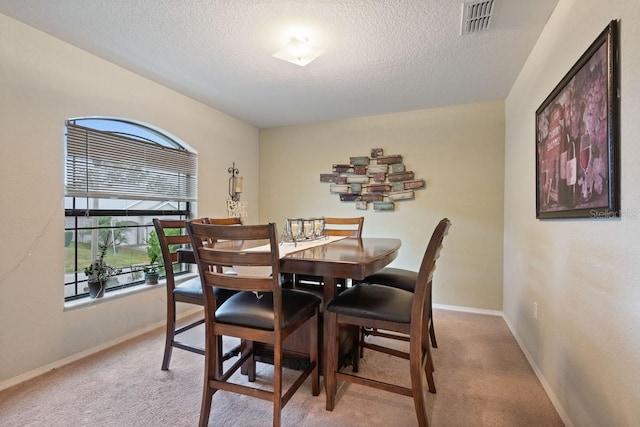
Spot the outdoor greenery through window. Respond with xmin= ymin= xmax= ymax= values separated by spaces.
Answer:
xmin=64 ymin=118 xmax=197 ymax=301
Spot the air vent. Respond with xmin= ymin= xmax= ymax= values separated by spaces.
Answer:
xmin=461 ymin=0 xmax=495 ymax=35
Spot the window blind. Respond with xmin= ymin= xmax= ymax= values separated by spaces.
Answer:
xmin=65 ymin=123 xmax=197 ymax=202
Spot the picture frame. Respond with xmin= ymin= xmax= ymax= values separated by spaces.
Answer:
xmin=535 ymin=20 xmax=619 ymax=219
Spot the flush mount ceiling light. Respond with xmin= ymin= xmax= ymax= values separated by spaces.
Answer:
xmin=272 ymin=36 xmax=324 ymax=66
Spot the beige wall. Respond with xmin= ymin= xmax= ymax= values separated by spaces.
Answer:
xmin=7 ymin=2 xmax=639 ymax=424
xmin=0 ymin=14 xmax=259 ymax=385
xmin=504 ymin=0 xmax=640 ymax=425
xmin=259 ymin=102 xmax=505 ymax=311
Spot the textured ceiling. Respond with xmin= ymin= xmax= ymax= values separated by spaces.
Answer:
xmin=0 ymin=0 xmax=558 ymax=128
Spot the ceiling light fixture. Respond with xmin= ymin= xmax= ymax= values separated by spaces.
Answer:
xmin=272 ymin=36 xmax=324 ymax=66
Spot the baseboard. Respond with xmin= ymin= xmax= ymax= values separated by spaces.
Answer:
xmin=433 ymin=303 xmax=503 ymax=317
xmin=0 ymin=308 xmax=201 ymax=392
xmin=502 ymin=316 xmax=574 ymax=427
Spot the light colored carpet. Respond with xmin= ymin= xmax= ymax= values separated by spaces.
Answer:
xmin=0 ymin=309 xmax=564 ymax=426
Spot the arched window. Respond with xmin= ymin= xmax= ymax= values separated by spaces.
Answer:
xmin=64 ymin=117 xmax=197 ymax=301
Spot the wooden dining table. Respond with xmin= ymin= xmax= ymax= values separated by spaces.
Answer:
xmin=279 ymin=237 xmax=401 ymax=374
xmin=178 ymin=236 xmax=402 ymax=374
xmin=179 ymin=236 xmax=400 ymax=305
xmin=279 ymin=237 xmax=401 ymax=315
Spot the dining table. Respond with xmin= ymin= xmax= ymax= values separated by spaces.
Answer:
xmin=178 ymin=235 xmax=402 ymax=374
xmin=279 ymin=237 xmax=400 ymax=315
xmin=280 ymin=237 xmax=401 ymax=373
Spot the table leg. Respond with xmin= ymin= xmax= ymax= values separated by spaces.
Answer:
xmin=323 ymin=276 xmax=337 ymax=382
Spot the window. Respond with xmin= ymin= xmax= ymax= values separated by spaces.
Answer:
xmin=64 ymin=118 xmax=197 ymax=301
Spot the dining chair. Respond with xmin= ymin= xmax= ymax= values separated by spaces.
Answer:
xmin=186 ymin=222 xmax=321 ymax=427
xmin=294 ymin=216 xmax=364 ymax=290
xmin=356 ymin=271 xmax=437 ymax=360
xmin=324 ymin=218 xmax=451 ymax=427
xmin=324 ymin=216 xmax=365 ymax=237
xmin=154 ymin=217 xmax=241 ymax=371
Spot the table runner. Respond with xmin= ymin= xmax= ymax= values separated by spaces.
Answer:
xmin=227 ymin=236 xmax=346 ymax=278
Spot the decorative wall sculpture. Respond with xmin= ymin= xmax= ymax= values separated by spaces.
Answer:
xmin=319 ymin=148 xmax=426 ymax=211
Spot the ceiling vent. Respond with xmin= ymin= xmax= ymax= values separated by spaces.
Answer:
xmin=460 ymin=0 xmax=495 ymax=35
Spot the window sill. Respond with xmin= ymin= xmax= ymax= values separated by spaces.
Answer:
xmin=63 ymin=273 xmax=199 ymax=312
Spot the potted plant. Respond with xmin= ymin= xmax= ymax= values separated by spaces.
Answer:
xmin=84 ymin=244 xmax=119 ymax=298
xmin=143 ymin=231 xmax=162 ymax=285
xmin=143 ymin=254 xmax=160 ymax=285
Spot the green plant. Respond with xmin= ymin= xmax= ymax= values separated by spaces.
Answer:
xmin=147 ymin=230 xmax=161 ymax=263
xmin=145 ymin=230 xmax=161 ymax=275
xmin=143 ymin=262 xmax=159 ymax=275
xmin=84 ymin=244 xmax=120 ymax=282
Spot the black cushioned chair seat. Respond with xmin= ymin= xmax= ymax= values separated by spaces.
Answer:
xmin=173 ymin=277 xmax=203 ymax=298
xmin=174 ymin=277 xmax=236 ymax=305
xmin=326 ymin=284 xmax=414 ymax=324
xmin=292 ymin=284 xmax=325 ymax=312
xmin=216 ymin=290 xmax=321 ymax=330
xmin=362 ymin=267 xmax=417 ymax=292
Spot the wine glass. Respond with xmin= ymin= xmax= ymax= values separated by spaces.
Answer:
xmin=579 ymin=133 xmax=592 ymax=200
xmin=540 ymin=159 xmax=549 ymax=208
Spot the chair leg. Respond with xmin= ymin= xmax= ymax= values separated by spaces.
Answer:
xmin=351 ymin=325 xmax=360 ymax=373
xmin=410 ymin=341 xmax=430 ymax=427
xmin=215 ymin=335 xmax=224 ymax=375
xmin=199 ymin=329 xmax=218 ymax=427
xmin=246 ymin=341 xmax=256 ymax=382
xmin=428 ymin=286 xmax=437 ymax=349
xmin=420 ymin=307 xmax=437 ymax=393
xmin=421 ymin=307 xmax=436 ymax=373
xmin=161 ymin=300 xmax=176 ymax=370
xmin=358 ymin=327 xmax=371 ymax=359
xmin=325 ymin=312 xmax=338 ymax=411
xmin=310 ymin=310 xmax=320 ymax=396
xmin=429 ymin=306 xmax=437 ymax=348
xmin=198 ymin=382 xmax=214 ymax=427
xmin=240 ymin=339 xmax=249 ymax=375
xmin=424 ymin=343 xmax=436 ymax=394
xmin=273 ymin=341 xmax=283 ymax=427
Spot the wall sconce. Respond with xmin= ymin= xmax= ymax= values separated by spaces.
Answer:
xmin=272 ymin=36 xmax=324 ymax=66
xmin=228 ymin=162 xmax=243 ymax=202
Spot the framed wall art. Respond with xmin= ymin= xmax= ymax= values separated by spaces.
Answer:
xmin=535 ymin=20 xmax=619 ymax=219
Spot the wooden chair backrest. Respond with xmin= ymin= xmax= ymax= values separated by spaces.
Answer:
xmin=152 ymin=219 xmax=191 ymax=290
xmin=186 ymin=222 xmax=282 ymax=316
xmin=324 ymin=217 xmax=364 ymax=238
xmin=189 ymin=217 xmax=242 ymax=268
xmin=411 ymin=218 xmax=451 ymax=331
xmin=205 ymin=217 xmax=243 ymax=226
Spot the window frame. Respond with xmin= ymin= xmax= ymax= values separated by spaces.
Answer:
xmin=64 ymin=117 xmax=196 ymax=302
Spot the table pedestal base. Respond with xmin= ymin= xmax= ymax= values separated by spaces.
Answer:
xmin=254 ymin=316 xmax=355 ymax=374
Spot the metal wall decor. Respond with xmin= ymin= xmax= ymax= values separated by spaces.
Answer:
xmin=228 ymin=162 xmax=243 ymax=202
xmin=227 ymin=161 xmax=247 ymax=218
xmin=320 ymin=148 xmax=426 ymax=211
